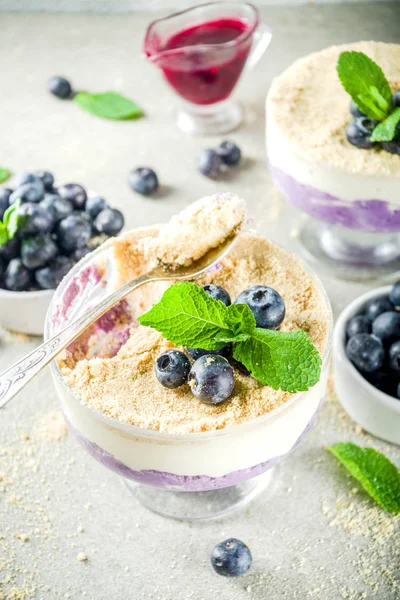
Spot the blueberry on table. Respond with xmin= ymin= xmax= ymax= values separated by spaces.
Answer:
xmin=85 ymin=194 xmax=108 ymax=219
xmin=365 ymin=296 xmax=392 ymax=322
xmin=216 ymin=140 xmax=241 ymax=167
xmin=48 ymin=76 xmax=72 ymax=99
xmin=35 ymin=255 xmax=74 ymax=290
xmin=56 ymin=214 xmax=92 ymax=251
xmin=382 ymin=139 xmax=400 ymax=155
xmin=211 ymin=539 xmax=252 ymax=577
xmin=389 ymin=340 xmax=400 ymax=375
xmin=155 ymin=350 xmax=191 ymax=389
xmin=203 ymin=284 xmax=231 ymax=306
xmin=349 ymin=100 xmax=366 ymax=118
xmin=19 ymin=202 xmax=56 ymax=234
xmin=0 ymin=237 xmax=20 ymax=261
xmin=389 ymin=282 xmax=400 ymax=308
xmin=235 ymin=285 xmax=285 ymax=330
xmin=346 ymin=333 xmax=385 ymax=373
xmin=372 ymin=311 xmax=400 ymax=345
xmin=4 ymin=258 xmax=32 ymax=291
xmin=0 ymin=256 xmax=5 ymax=281
xmin=40 ymin=194 xmax=73 ymax=222
xmin=346 ymin=315 xmax=370 ymax=338
xmin=198 ymin=149 xmax=223 ymax=178
xmin=186 ymin=345 xmax=231 ymax=361
xmin=188 ymin=355 xmax=234 ymax=404
xmin=345 ymin=117 xmax=377 ymax=150
xmin=128 ymin=167 xmax=159 ymax=196
xmin=58 ymin=183 xmax=87 ymax=209
xmin=9 ymin=182 xmax=45 ymax=204
xmin=0 ymin=188 xmax=12 ymax=219
xmin=94 ymin=208 xmax=124 ymax=236
xmin=21 ymin=234 xmax=58 ymax=270
xmin=36 ymin=170 xmax=54 ymax=191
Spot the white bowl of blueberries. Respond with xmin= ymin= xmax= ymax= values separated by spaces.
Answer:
xmin=333 ymin=283 xmax=400 ymax=445
xmin=0 ymin=170 xmax=124 ymax=335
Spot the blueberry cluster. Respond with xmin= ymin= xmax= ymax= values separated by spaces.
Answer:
xmin=345 ymin=282 xmax=400 ymax=398
xmin=198 ymin=141 xmax=242 ymax=178
xmin=155 ymin=283 xmax=286 ymax=404
xmin=345 ymin=92 xmax=400 ymax=154
xmin=0 ymin=171 xmax=124 ymax=292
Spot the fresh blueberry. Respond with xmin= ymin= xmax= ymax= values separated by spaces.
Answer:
xmin=382 ymin=139 xmax=400 ymax=155
xmin=235 ymin=285 xmax=285 ymax=330
xmin=211 ymin=539 xmax=252 ymax=577
xmin=198 ymin=149 xmax=223 ymax=178
xmin=155 ymin=350 xmax=191 ymax=389
xmin=71 ymin=247 xmax=92 ymax=262
xmin=366 ymin=370 xmax=398 ymax=397
xmin=216 ymin=141 xmax=241 ymax=167
xmin=346 ymin=315 xmax=371 ymax=337
xmin=128 ymin=167 xmax=159 ymax=196
xmin=4 ymin=258 xmax=32 ymax=291
xmin=94 ymin=208 xmax=124 ymax=236
xmin=389 ymin=282 xmax=400 ymax=308
xmin=10 ymin=172 xmax=42 ymax=190
xmin=188 ymin=355 xmax=234 ymax=404
xmin=0 ymin=237 xmax=20 ymax=261
xmin=345 ymin=117 xmax=377 ymax=150
xmin=346 ymin=333 xmax=385 ymax=373
xmin=388 ymin=340 xmax=400 ymax=374
xmin=9 ymin=182 xmax=45 ymax=204
xmin=393 ymin=91 xmax=400 ymax=108
xmin=40 ymin=194 xmax=73 ymax=222
xmin=85 ymin=194 xmax=108 ymax=219
xmin=48 ymin=76 xmax=72 ymax=99
xmin=349 ymin=100 xmax=366 ymax=118
xmin=18 ymin=202 xmax=56 ymax=234
xmin=21 ymin=234 xmax=58 ymax=270
xmin=372 ymin=311 xmax=400 ymax=345
xmin=203 ymin=284 xmax=231 ymax=306
xmin=56 ymin=214 xmax=92 ymax=251
xmin=186 ymin=345 xmax=231 ymax=361
xmin=36 ymin=171 xmax=54 ymax=191
xmin=365 ymin=296 xmax=393 ymax=322
xmin=58 ymin=183 xmax=87 ymax=209
xmin=0 ymin=188 xmax=12 ymax=219
xmin=0 ymin=256 xmax=5 ymax=281
xmin=35 ymin=255 xmax=74 ymax=289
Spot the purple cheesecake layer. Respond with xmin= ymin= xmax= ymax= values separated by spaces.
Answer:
xmin=270 ymin=164 xmax=400 ymax=233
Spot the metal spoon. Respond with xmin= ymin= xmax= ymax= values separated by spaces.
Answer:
xmin=0 ymin=231 xmax=240 ymax=409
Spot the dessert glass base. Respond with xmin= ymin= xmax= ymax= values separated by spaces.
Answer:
xmin=175 ymin=99 xmax=243 ymax=135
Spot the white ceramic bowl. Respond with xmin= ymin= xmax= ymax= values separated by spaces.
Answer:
xmin=0 ymin=287 xmax=53 ymax=336
xmin=333 ymin=286 xmax=400 ymax=445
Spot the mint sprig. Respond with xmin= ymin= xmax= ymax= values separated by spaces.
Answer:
xmin=138 ymin=282 xmax=321 ymax=392
xmin=371 ymin=107 xmax=400 ymax=142
xmin=0 ymin=167 xmax=11 ymax=184
xmin=328 ymin=443 xmax=400 ymax=514
xmin=74 ymin=91 xmax=143 ymax=121
xmin=0 ymin=200 xmax=27 ymax=247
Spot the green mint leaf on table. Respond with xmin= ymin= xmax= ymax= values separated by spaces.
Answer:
xmin=74 ymin=91 xmax=143 ymax=120
xmin=337 ymin=51 xmax=393 ymax=121
xmin=328 ymin=443 xmax=400 ymax=514
xmin=371 ymin=107 xmax=400 ymax=142
xmin=138 ymin=282 xmax=256 ymax=350
xmin=0 ymin=167 xmax=11 ymax=184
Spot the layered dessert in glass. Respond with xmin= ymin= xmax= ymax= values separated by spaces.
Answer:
xmin=47 ymin=194 xmax=332 ymax=519
xmin=267 ymin=41 xmax=400 ymax=280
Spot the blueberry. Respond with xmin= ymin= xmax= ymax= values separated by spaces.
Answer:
xmin=211 ymin=539 xmax=252 ymax=577
xmin=186 ymin=345 xmax=231 ymax=361
xmin=71 ymin=247 xmax=92 ymax=262
xmin=36 ymin=171 xmax=54 ymax=191
xmin=235 ymin=285 xmax=285 ymax=330
xmin=346 ymin=333 xmax=385 ymax=373
xmin=366 ymin=370 xmax=398 ymax=397
xmin=372 ymin=311 xmax=400 ymax=345
xmin=11 ymin=172 xmax=42 ymax=190
xmin=85 ymin=194 xmax=108 ymax=219
xmin=345 ymin=117 xmax=377 ymax=149
xmin=94 ymin=208 xmax=124 ymax=236
xmin=216 ymin=141 xmax=241 ymax=167
xmin=0 ymin=256 xmax=5 ymax=281
xmin=58 ymin=183 xmax=87 ymax=209
xmin=9 ymin=182 xmax=45 ymax=204
xmin=18 ymin=202 xmax=56 ymax=234
xmin=382 ymin=139 xmax=400 ymax=155
xmin=21 ymin=234 xmax=58 ymax=270
xmin=346 ymin=315 xmax=370 ymax=338
xmin=35 ymin=255 xmax=74 ymax=290
xmin=56 ymin=214 xmax=92 ymax=251
xmin=188 ymin=355 xmax=234 ymax=404
xmin=388 ymin=340 xmax=400 ymax=374
xmin=48 ymin=76 xmax=72 ymax=99
xmin=397 ymin=382 xmax=400 ymax=400
xmin=365 ymin=296 xmax=392 ymax=322
xmin=0 ymin=188 xmax=12 ymax=219
xmin=389 ymin=282 xmax=400 ymax=308
xmin=0 ymin=237 xmax=20 ymax=261
xmin=203 ymin=284 xmax=231 ymax=306
xmin=393 ymin=91 xmax=400 ymax=108
xmin=40 ymin=194 xmax=73 ymax=222
xmin=349 ymin=100 xmax=366 ymax=118
xmin=155 ymin=350 xmax=191 ymax=389
xmin=198 ymin=149 xmax=223 ymax=178
xmin=128 ymin=167 xmax=159 ymax=196
xmin=4 ymin=258 xmax=32 ymax=291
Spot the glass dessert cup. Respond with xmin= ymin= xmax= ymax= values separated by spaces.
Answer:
xmin=45 ymin=239 xmax=332 ymax=521
xmin=144 ymin=2 xmax=271 ymax=134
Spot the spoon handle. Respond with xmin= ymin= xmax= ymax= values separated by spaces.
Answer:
xmin=0 ymin=271 xmax=154 ymax=409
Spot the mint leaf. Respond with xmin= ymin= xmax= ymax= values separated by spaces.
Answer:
xmin=0 ymin=222 xmax=8 ymax=246
xmin=328 ymin=443 xmax=400 ymax=514
xmin=371 ymin=107 xmax=400 ymax=142
xmin=138 ymin=282 xmax=254 ymax=349
xmin=233 ymin=328 xmax=321 ymax=392
xmin=0 ymin=167 xmax=10 ymax=184
xmin=337 ymin=51 xmax=392 ymax=121
xmin=74 ymin=91 xmax=143 ymax=120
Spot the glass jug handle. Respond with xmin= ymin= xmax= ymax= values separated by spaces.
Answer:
xmin=246 ymin=24 xmax=272 ymax=71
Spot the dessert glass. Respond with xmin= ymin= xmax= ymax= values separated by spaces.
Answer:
xmin=46 ymin=235 xmax=333 ymax=520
